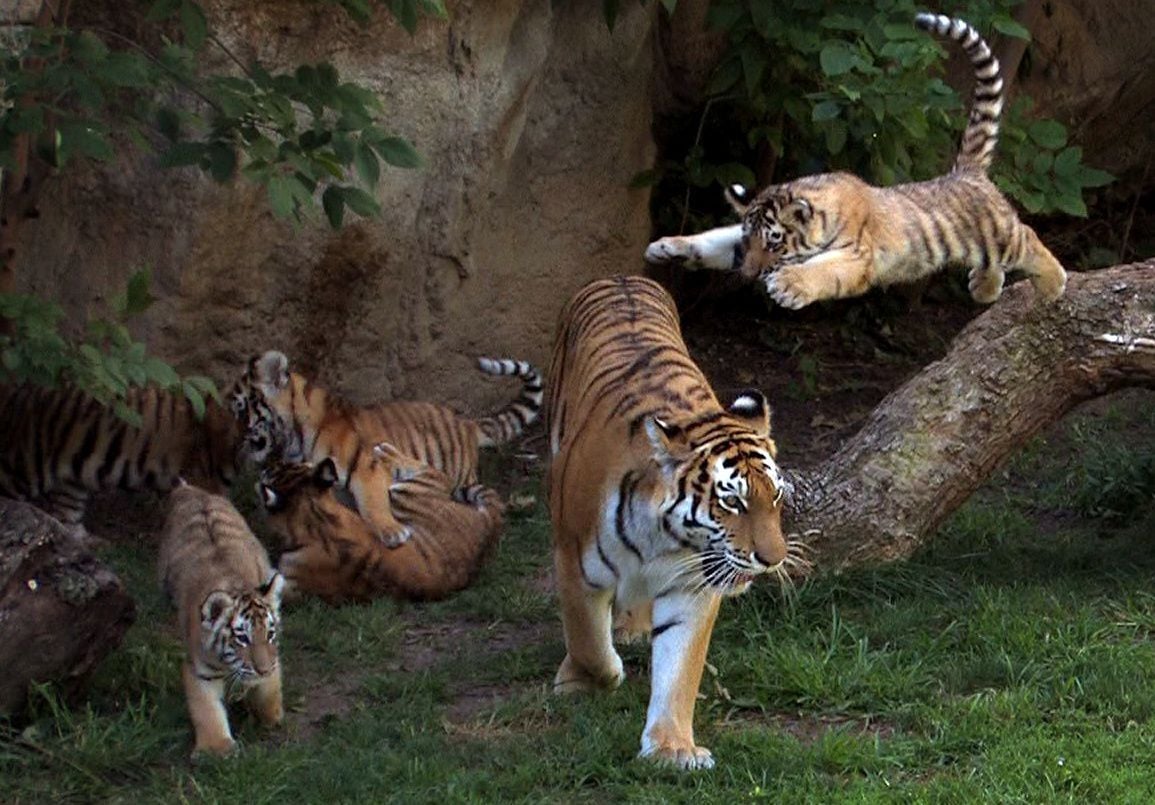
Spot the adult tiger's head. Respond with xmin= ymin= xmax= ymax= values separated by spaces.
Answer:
xmin=726 ymin=174 xmax=867 ymax=281
xmin=199 ymin=574 xmax=284 ymax=685
xmin=645 ymin=390 xmax=790 ymax=596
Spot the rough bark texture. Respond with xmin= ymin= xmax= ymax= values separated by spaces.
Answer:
xmin=12 ymin=0 xmax=656 ymax=410
xmin=788 ymin=261 xmax=1155 ymax=571
xmin=0 ymin=499 xmax=136 ymax=715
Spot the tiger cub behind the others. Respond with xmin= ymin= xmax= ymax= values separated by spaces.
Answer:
xmin=0 ymin=383 xmax=259 ymax=540
xmin=158 ymin=482 xmax=285 ymax=757
xmin=258 ymin=443 xmax=504 ymax=604
xmin=233 ymin=350 xmax=539 ymax=548
xmin=645 ymin=13 xmax=1067 ymax=310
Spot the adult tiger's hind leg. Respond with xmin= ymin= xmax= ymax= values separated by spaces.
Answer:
xmin=1017 ymin=226 xmax=1067 ymax=302
xmin=552 ymin=541 xmax=624 ymax=694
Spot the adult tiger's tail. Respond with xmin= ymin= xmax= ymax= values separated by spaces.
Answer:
xmin=474 ymin=357 xmax=544 ymax=448
xmin=915 ymin=12 xmax=1004 ymax=174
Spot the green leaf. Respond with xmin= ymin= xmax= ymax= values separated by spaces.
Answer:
xmin=207 ymin=142 xmax=237 ymax=181
xmin=144 ymin=356 xmax=181 ymax=388
xmin=112 ymin=399 xmax=144 ymax=427
xmin=182 ymin=382 xmax=206 ymax=419
xmin=1027 ymin=119 xmax=1067 ymax=150
xmin=659 ymin=0 xmax=677 ymax=14
xmin=819 ymin=41 xmax=855 ymax=77
xmin=706 ymin=58 xmax=742 ymax=95
xmin=322 ymin=185 xmax=346 ymax=228
xmin=57 ymin=122 xmax=114 ymax=164
xmin=391 ymin=0 xmax=420 ymax=33
xmin=992 ymin=15 xmax=1031 ymax=41
xmin=146 ymin=0 xmax=182 ymax=22
xmin=341 ymin=186 xmax=380 ymax=217
xmin=354 ymin=140 xmax=380 ymax=187
xmin=1053 ymin=192 xmax=1087 ymax=217
xmin=267 ymin=175 xmax=297 ymax=219
xmin=372 ymin=136 xmax=422 ymax=168
xmin=811 ymin=100 xmax=841 ymax=123
xmin=628 ymin=168 xmax=660 ymax=189
xmin=179 ymin=0 xmax=209 ymax=50
xmin=1076 ymin=166 xmax=1114 ymax=189
xmin=120 ymin=270 xmax=155 ymax=319
xmin=825 ymin=120 xmax=847 ymax=155
xmin=160 ymin=142 xmax=206 ymax=168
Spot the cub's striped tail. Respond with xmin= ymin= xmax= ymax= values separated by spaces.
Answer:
xmin=915 ymin=12 xmax=1004 ymax=174
xmin=474 ymin=358 xmax=544 ymax=447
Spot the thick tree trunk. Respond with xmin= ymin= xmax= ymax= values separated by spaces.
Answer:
xmin=0 ymin=499 xmax=135 ymax=715
xmin=787 ymin=260 xmax=1155 ymax=571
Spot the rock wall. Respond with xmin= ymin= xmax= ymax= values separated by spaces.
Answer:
xmin=15 ymin=1 xmax=656 ymax=411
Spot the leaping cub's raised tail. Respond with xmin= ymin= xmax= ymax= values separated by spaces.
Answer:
xmin=913 ymin=12 xmax=1003 ymax=174
xmin=475 ymin=357 xmax=543 ymax=448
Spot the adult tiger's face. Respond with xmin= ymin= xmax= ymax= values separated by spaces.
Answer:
xmin=647 ymin=392 xmax=790 ymax=596
xmin=726 ymin=183 xmax=825 ymax=281
xmin=199 ymin=575 xmax=284 ymax=683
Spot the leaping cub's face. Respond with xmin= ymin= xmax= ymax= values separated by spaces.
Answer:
xmin=647 ymin=391 xmax=789 ymax=596
xmin=726 ymin=183 xmax=825 ymax=281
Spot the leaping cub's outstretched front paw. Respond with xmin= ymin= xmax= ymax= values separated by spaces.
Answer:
xmin=764 ymin=267 xmax=818 ymax=310
xmin=645 ymin=236 xmax=693 ymax=266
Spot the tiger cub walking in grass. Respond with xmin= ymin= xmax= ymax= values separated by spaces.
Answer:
xmin=258 ymin=443 xmax=504 ymax=604
xmin=158 ymin=482 xmax=285 ymax=757
xmin=645 ymin=13 xmax=1067 ymax=310
xmin=233 ymin=350 xmax=540 ymax=548
xmin=547 ymin=276 xmax=799 ymax=770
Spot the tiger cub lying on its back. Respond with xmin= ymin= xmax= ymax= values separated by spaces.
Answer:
xmin=258 ymin=443 xmax=504 ymax=604
xmin=233 ymin=350 xmax=539 ymax=548
xmin=158 ymin=482 xmax=285 ymax=757
xmin=645 ymin=13 xmax=1067 ymax=310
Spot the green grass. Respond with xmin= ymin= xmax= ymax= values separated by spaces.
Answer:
xmin=4 ymin=399 xmax=1155 ymax=803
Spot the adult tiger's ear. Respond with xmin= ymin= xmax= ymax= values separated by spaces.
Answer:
xmin=314 ymin=458 xmax=339 ymax=488
xmin=201 ymin=591 xmax=234 ymax=629
xmin=728 ymin=390 xmax=771 ymax=437
xmin=724 ymin=183 xmax=752 ymax=215
xmin=253 ymin=350 xmax=291 ymax=391
xmin=645 ymin=415 xmax=690 ymax=471
xmin=780 ymin=198 xmax=812 ymax=228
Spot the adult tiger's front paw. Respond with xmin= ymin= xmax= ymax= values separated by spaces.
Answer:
xmin=639 ymin=741 xmax=715 ymax=771
xmin=764 ymin=266 xmax=819 ymax=310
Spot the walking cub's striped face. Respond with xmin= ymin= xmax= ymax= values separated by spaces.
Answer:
xmin=200 ymin=575 xmax=284 ymax=681
xmin=727 ymin=184 xmax=825 ymax=281
xmin=647 ymin=391 xmax=789 ymax=596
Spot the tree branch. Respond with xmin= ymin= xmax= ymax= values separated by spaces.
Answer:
xmin=785 ymin=260 xmax=1155 ymax=571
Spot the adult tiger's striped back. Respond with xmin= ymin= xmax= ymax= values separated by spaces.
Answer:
xmin=233 ymin=350 xmax=540 ymax=546
xmin=547 ymin=275 xmax=795 ymax=770
xmin=644 ymin=12 xmax=1067 ymax=311
xmin=258 ymin=444 xmax=503 ymax=604
xmin=0 ymin=384 xmax=251 ymax=536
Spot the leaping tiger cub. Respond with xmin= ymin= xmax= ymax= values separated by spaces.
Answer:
xmin=232 ymin=351 xmax=540 ymax=547
xmin=258 ymin=443 xmax=504 ymax=603
xmin=547 ymin=276 xmax=804 ymax=770
xmin=645 ymin=13 xmax=1067 ymax=310
xmin=158 ymin=482 xmax=285 ymax=757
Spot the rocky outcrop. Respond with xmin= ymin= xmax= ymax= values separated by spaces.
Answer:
xmin=14 ymin=1 xmax=657 ymax=411
xmin=0 ymin=500 xmax=136 ymax=715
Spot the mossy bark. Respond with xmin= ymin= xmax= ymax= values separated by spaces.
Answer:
xmin=786 ymin=260 xmax=1155 ymax=570
xmin=0 ymin=499 xmax=136 ymax=715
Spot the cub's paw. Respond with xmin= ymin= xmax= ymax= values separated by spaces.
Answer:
xmin=376 ymin=525 xmax=413 ymax=548
xmin=639 ymin=742 xmax=715 ymax=771
xmin=764 ymin=267 xmax=818 ymax=309
xmin=644 ymin=236 xmax=694 ymax=265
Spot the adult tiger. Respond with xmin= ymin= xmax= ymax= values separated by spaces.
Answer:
xmin=645 ymin=13 xmax=1067 ymax=310
xmin=257 ymin=443 xmax=503 ymax=603
xmin=0 ymin=383 xmax=261 ymax=538
xmin=233 ymin=350 xmax=540 ymax=547
xmin=546 ymin=275 xmax=795 ymax=770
